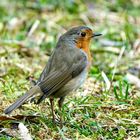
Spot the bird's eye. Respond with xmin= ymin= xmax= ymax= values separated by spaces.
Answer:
xmin=80 ymin=32 xmax=86 ymax=37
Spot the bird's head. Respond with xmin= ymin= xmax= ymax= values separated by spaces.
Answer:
xmin=61 ymin=26 xmax=102 ymax=47
xmin=59 ymin=26 xmax=102 ymax=64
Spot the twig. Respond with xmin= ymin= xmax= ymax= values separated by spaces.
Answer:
xmin=27 ymin=20 xmax=40 ymax=37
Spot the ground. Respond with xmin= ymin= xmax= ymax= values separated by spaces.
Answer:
xmin=0 ymin=0 xmax=140 ymax=140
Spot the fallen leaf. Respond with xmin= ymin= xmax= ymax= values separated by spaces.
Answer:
xmin=0 ymin=115 xmax=39 ymax=121
xmin=18 ymin=123 xmax=32 ymax=140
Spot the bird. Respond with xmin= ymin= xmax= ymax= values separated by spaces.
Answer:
xmin=4 ymin=26 xmax=102 ymax=127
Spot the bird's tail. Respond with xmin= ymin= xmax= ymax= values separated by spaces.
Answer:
xmin=4 ymin=85 xmax=43 ymax=114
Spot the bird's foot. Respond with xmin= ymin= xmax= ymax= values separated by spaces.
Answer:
xmin=52 ymin=118 xmax=66 ymax=128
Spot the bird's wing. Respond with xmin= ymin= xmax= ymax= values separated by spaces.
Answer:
xmin=37 ymin=44 xmax=88 ymax=83
xmin=37 ymin=50 xmax=56 ymax=83
xmin=37 ymin=48 xmax=88 ymax=103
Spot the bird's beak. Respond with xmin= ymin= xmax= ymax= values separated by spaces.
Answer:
xmin=92 ymin=33 xmax=102 ymax=38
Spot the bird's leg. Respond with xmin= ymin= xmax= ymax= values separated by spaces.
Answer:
xmin=58 ymin=97 xmax=65 ymax=128
xmin=50 ymin=98 xmax=55 ymax=123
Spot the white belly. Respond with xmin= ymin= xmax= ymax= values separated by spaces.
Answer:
xmin=53 ymin=69 xmax=87 ymax=98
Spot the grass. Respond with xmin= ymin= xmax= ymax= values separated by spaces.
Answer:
xmin=0 ymin=0 xmax=140 ymax=139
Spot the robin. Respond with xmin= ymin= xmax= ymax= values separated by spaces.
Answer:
xmin=4 ymin=26 xmax=101 ymax=127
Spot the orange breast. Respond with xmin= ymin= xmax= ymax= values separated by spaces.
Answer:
xmin=76 ymin=39 xmax=92 ymax=69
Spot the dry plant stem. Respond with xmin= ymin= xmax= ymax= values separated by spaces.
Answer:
xmin=112 ymin=46 xmax=126 ymax=81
